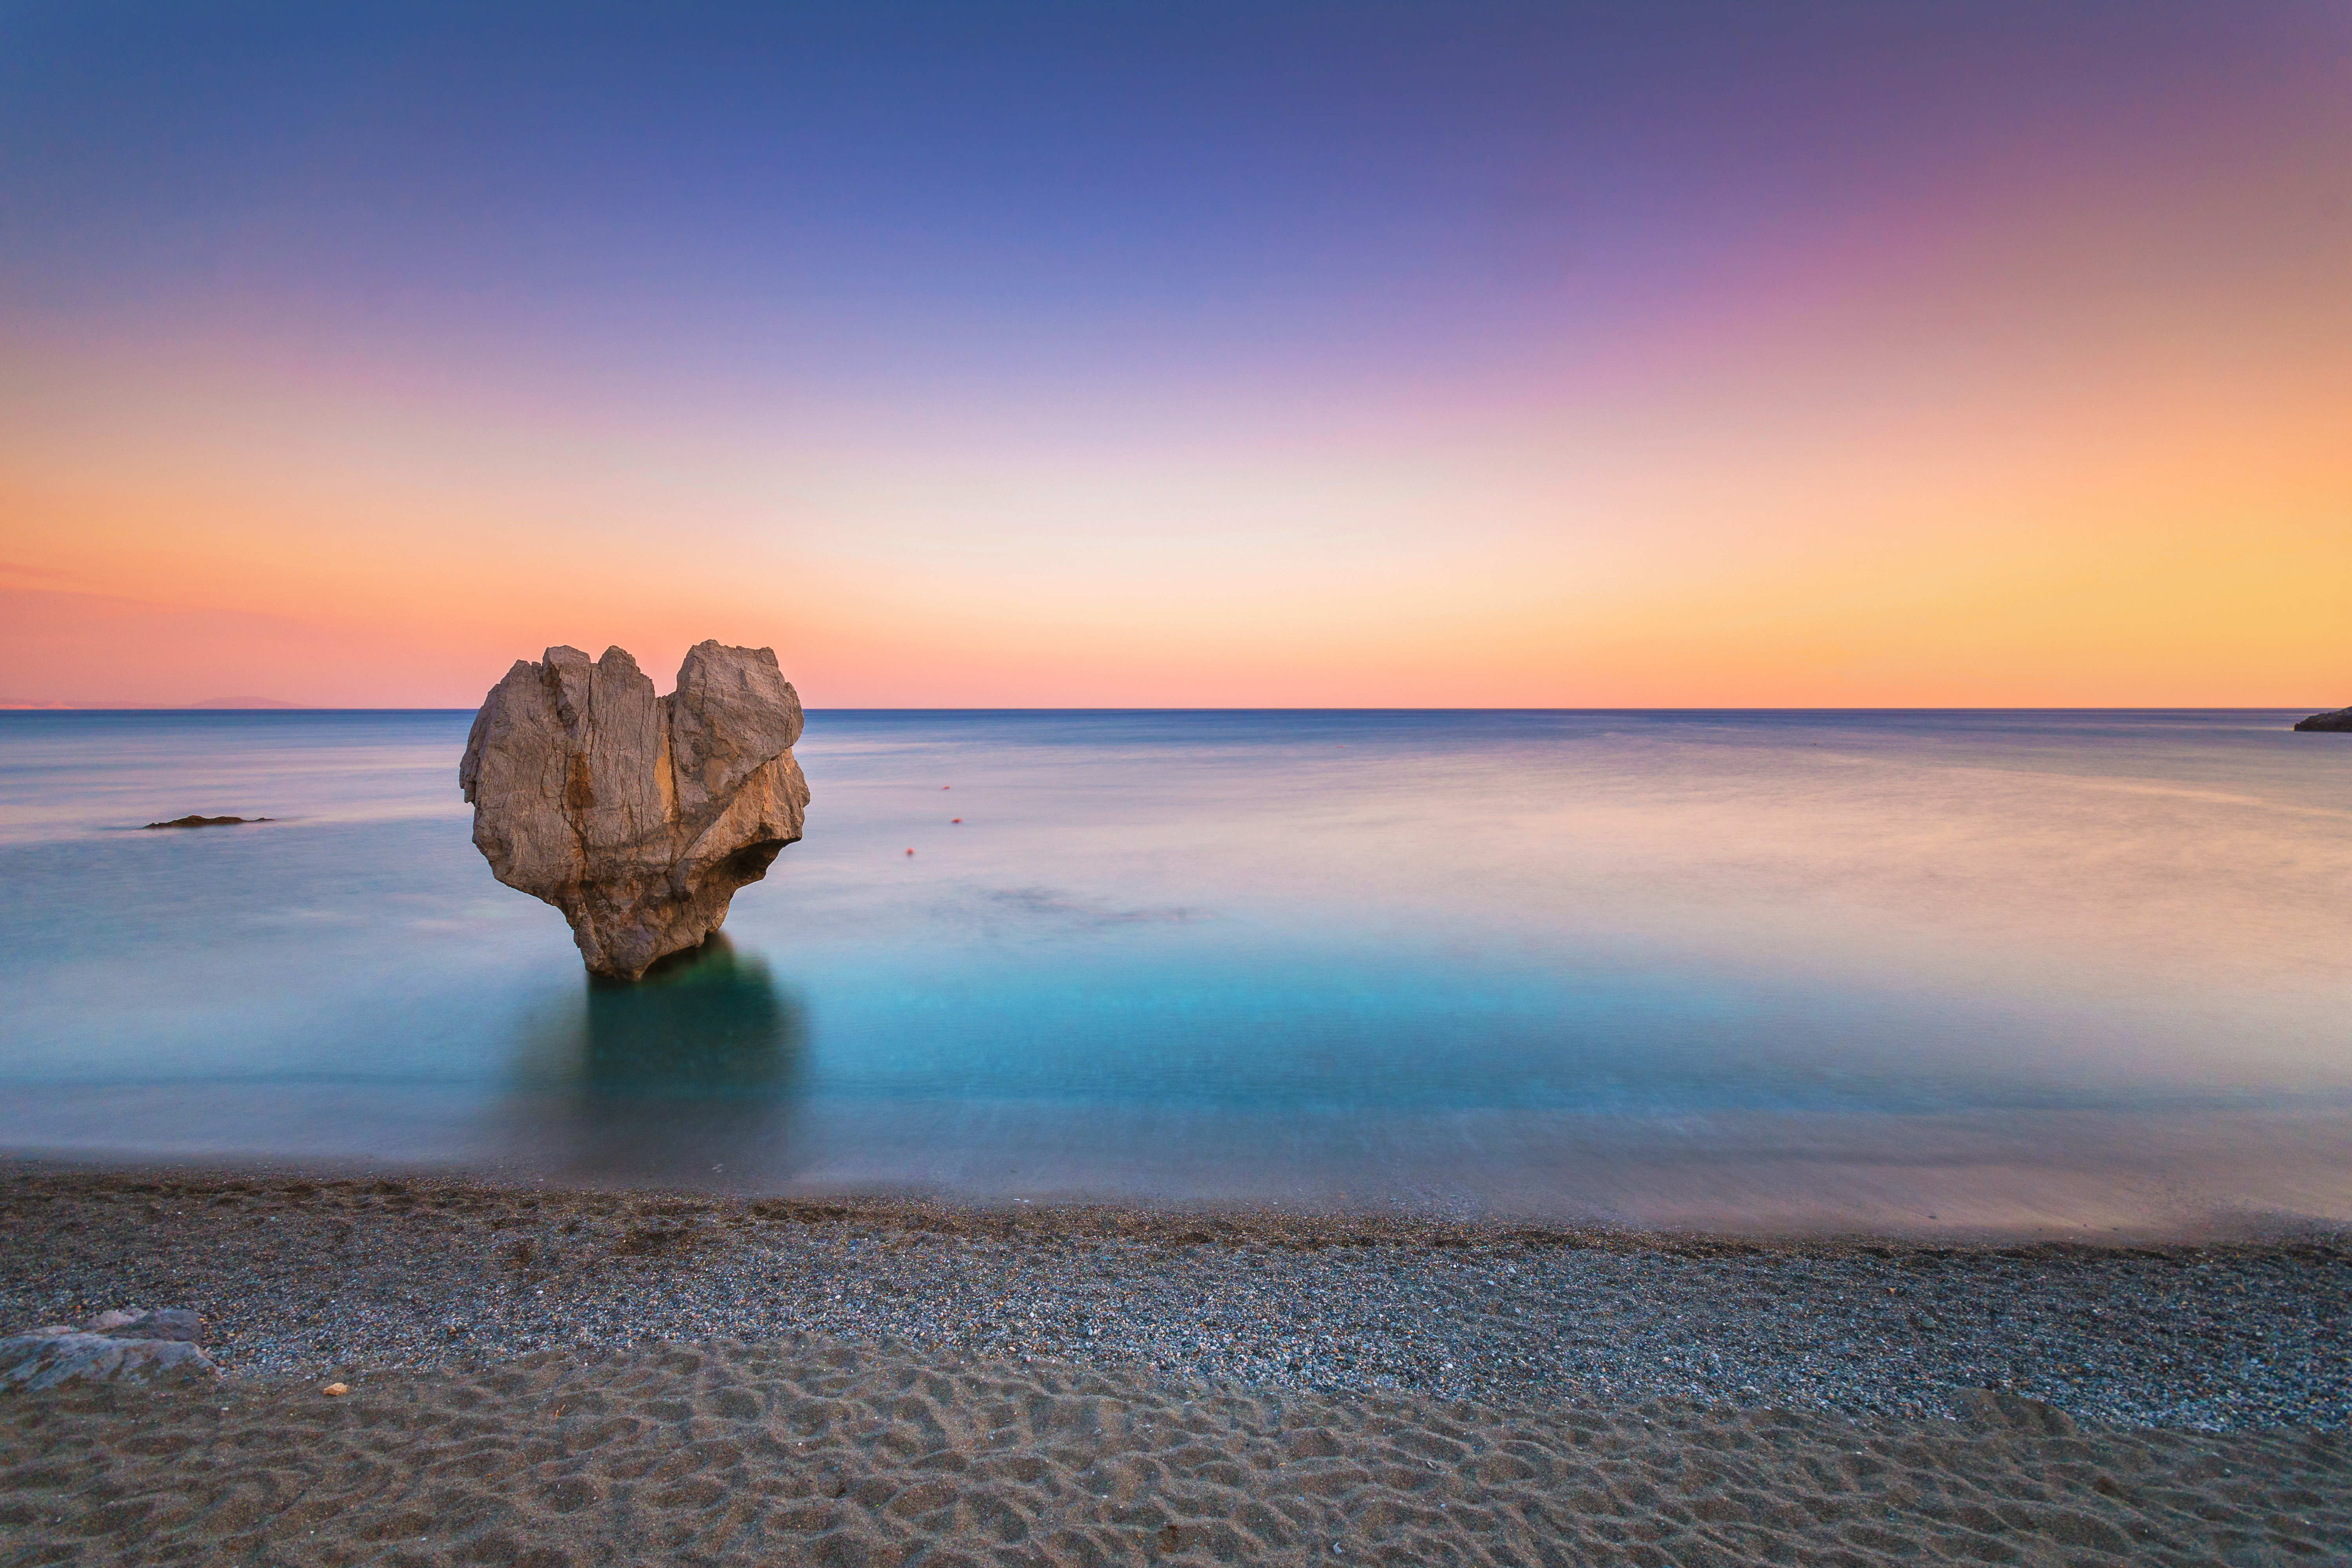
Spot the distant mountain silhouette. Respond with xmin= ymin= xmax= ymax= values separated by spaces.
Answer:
xmin=0 ymin=697 xmax=303 ymax=710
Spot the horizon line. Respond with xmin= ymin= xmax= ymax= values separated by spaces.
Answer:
xmin=2 ymin=703 xmax=2338 ymax=716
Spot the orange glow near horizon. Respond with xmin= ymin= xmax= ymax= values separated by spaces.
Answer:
xmin=6 ymin=248 xmax=2344 ymax=710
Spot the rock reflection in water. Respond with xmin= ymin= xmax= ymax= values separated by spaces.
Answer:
xmin=583 ymin=936 xmax=801 ymax=1096
xmin=517 ymin=935 xmax=808 ymax=1185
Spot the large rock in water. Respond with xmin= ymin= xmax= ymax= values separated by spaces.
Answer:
xmin=461 ymin=641 xmax=810 ymax=980
xmin=2292 ymin=706 xmax=2351 ymax=732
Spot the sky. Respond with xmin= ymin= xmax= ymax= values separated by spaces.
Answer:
xmin=2 ymin=1 xmax=2347 ymax=707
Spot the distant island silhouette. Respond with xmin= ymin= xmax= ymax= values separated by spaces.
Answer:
xmin=0 ymin=698 xmax=301 ymax=710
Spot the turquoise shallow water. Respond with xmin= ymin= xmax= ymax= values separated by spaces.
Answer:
xmin=1 ymin=708 xmax=2347 ymax=1236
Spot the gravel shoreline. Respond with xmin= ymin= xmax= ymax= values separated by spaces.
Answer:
xmin=3 ymin=1168 xmax=2344 ymax=1432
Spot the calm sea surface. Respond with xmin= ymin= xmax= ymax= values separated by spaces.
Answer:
xmin=1 ymin=709 xmax=2346 ymax=1237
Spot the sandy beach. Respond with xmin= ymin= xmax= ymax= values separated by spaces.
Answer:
xmin=4 ymin=1168 xmax=2347 ymax=1564
xmin=9 ymin=1334 xmax=2346 ymax=1567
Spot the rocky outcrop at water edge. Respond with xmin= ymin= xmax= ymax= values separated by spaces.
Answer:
xmin=2292 ymin=706 xmax=2351 ymax=732
xmin=460 ymin=641 xmax=809 ymax=980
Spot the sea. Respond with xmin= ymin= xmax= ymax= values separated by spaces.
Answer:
xmin=1 ymin=709 xmax=2346 ymax=1238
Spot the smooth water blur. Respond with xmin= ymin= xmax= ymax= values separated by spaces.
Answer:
xmin=1 ymin=709 xmax=2347 ymax=1237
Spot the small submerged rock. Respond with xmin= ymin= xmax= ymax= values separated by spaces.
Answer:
xmin=142 ymin=814 xmax=271 ymax=829
xmin=1 ymin=1306 xmax=218 ymax=1391
xmin=2292 ymin=706 xmax=2351 ymax=732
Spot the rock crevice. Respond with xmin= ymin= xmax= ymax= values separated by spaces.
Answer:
xmin=461 ymin=641 xmax=809 ymax=979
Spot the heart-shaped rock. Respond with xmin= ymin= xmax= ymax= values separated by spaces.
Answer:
xmin=461 ymin=641 xmax=810 ymax=979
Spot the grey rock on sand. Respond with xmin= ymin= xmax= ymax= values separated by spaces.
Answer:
xmin=1 ymin=1308 xmax=216 ymax=1391
xmin=2293 ymin=705 xmax=2352 ymax=732
xmin=84 ymin=1307 xmax=203 ymax=1342
xmin=461 ymin=641 xmax=810 ymax=980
